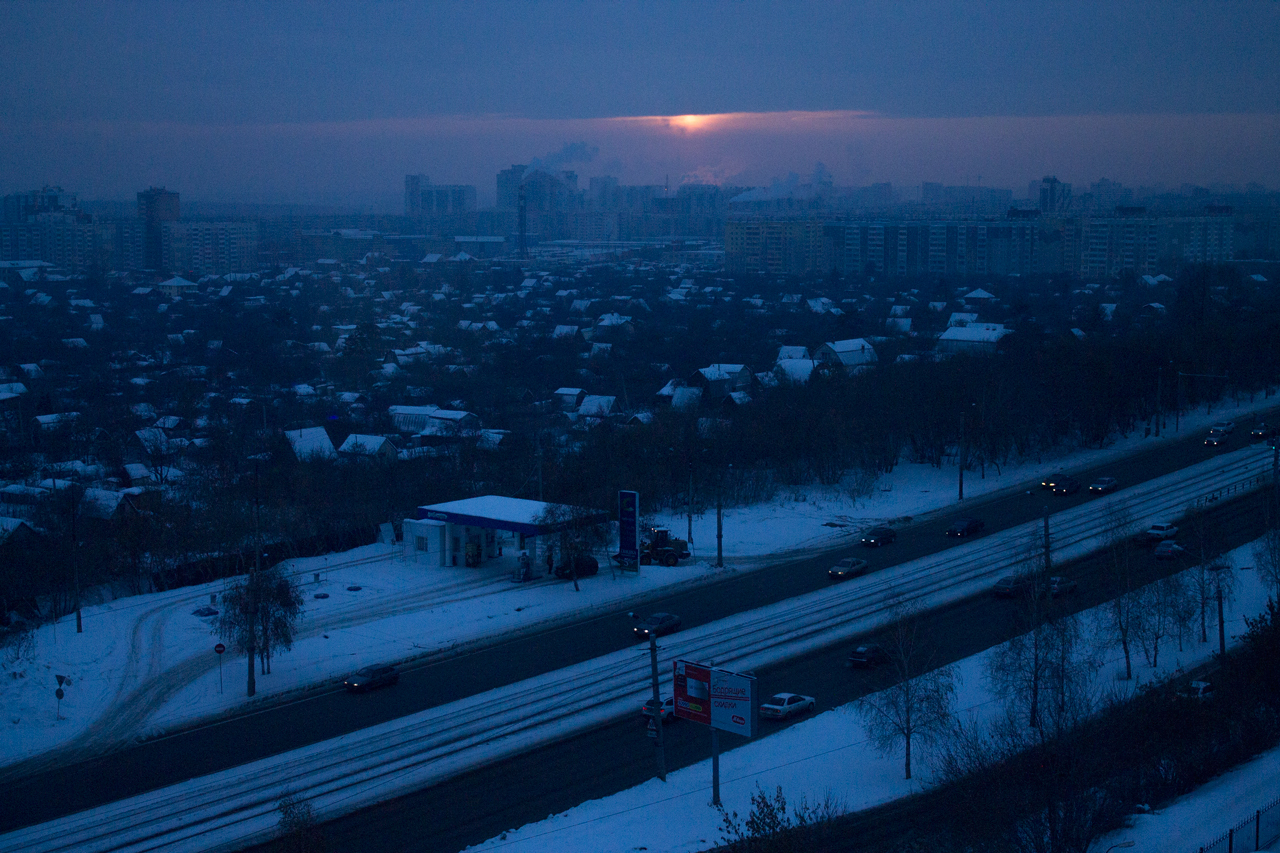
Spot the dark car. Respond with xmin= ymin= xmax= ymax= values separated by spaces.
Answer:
xmin=1205 ymin=431 xmax=1226 ymax=447
xmin=633 ymin=612 xmax=681 ymax=641
xmin=1088 ymin=476 xmax=1119 ymax=494
xmin=1251 ymin=423 xmax=1274 ymax=441
xmin=1051 ymin=476 xmax=1081 ymax=495
xmin=993 ymin=575 xmax=1033 ymax=598
xmin=343 ymin=664 xmax=399 ymax=693
xmin=1040 ymin=472 xmax=1067 ymax=490
xmin=945 ymin=517 xmax=985 ymax=537
xmin=1042 ymin=576 xmax=1078 ymax=598
xmin=861 ymin=526 xmax=897 ymax=547
xmin=554 ymin=554 xmax=599 ymax=579
xmin=828 ymin=557 xmax=870 ymax=581
xmin=846 ymin=643 xmax=890 ymax=668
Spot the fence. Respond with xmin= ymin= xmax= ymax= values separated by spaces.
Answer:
xmin=1196 ymin=794 xmax=1280 ymax=853
xmin=1195 ymin=473 xmax=1271 ymax=508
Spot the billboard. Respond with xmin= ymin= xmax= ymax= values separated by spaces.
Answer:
xmin=618 ymin=490 xmax=639 ymax=569
xmin=673 ymin=659 xmax=757 ymax=738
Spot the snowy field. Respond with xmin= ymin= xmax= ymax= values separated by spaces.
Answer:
xmin=0 ymin=397 xmax=1277 ymax=846
xmin=464 ymin=536 xmax=1279 ymax=853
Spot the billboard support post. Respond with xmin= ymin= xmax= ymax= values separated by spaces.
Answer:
xmin=618 ymin=490 xmax=640 ymax=572
xmin=711 ymin=728 xmax=721 ymax=806
xmin=649 ymin=634 xmax=666 ymax=781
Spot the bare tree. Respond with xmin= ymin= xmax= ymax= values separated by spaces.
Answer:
xmin=1098 ymin=502 xmax=1141 ymax=680
xmin=1252 ymin=528 xmax=1280 ymax=600
xmin=535 ymin=500 xmax=609 ymax=591
xmin=857 ymin=608 xmax=957 ymax=779
xmin=217 ymin=563 xmax=305 ymax=690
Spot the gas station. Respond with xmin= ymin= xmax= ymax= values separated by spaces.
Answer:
xmin=402 ymin=495 xmax=609 ymax=575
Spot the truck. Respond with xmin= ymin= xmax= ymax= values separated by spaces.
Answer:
xmin=639 ymin=527 xmax=691 ymax=566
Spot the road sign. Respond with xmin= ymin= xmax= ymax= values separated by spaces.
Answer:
xmin=55 ymin=674 xmax=66 ymax=687
xmin=55 ymin=687 xmax=64 ymax=700
xmin=673 ymin=660 xmax=757 ymax=738
xmin=214 ymin=643 xmax=226 ymax=654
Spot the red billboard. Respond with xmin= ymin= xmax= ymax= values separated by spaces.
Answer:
xmin=673 ymin=659 xmax=756 ymax=737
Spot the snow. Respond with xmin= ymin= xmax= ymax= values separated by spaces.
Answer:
xmin=1 ymin=395 xmax=1279 ymax=850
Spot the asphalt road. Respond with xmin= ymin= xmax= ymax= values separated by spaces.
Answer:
xmin=0 ymin=415 xmax=1275 ymax=841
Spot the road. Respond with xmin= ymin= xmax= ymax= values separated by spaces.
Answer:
xmin=0 ymin=420 xmax=1274 ymax=847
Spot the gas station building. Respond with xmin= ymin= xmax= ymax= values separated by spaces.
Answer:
xmin=403 ymin=495 xmax=609 ymax=568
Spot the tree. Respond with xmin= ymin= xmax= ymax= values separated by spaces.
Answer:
xmin=1098 ymin=502 xmax=1142 ymax=680
xmin=1252 ymin=527 xmax=1280 ymax=600
xmin=535 ymin=500 xmax=609 ymax=591
xmin=857 ymin=608 xmax=957 ymax=779
xmin=217 ymin=563 xmax=304 ymax=692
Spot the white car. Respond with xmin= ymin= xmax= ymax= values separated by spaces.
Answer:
xmin=1211 ymin=421 xmax=1235 ymax=434
xmin=1144 ymin=522 xmax=1179 ymax=542
xmin=759 ymin=692 xmax=816 ymax=720
xmin=641 ymin=695 xmax=675 ymax=722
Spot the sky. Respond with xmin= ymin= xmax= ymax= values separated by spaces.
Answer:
xmin=3 ymin=1 xmax=1280 ymax=207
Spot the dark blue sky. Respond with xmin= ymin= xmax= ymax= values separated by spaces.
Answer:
xmin=4 ymin=1 xmax=1278 ymax=206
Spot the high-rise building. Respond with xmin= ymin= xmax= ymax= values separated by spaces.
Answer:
xmin=1030 ymin=177 xmax=1071 ymax=214
xmin=496 ymin=165 xmax=528 ymax=210
xmin=137 ymin=187 xmax=179 ymax=270
xmin=405 ymin=174 xmax=428 ymax=218
xmin=405 ymin=174 xmax=476 ymax=219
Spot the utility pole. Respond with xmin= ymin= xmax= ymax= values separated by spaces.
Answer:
xmin=247 ymin=456 xmax=261 ymax=698
xmin=958 ymin=410 xmax=965 ymax=501
xmin=648 ymin=633 xmax=666 ymax=781
xmin=687 ymin=460 xmax=693 ymax=548
xmin=1043 ymin=506 xmax=1052 ymax=577
xmin=1155 ymin=367 xmax=1162 ymax=437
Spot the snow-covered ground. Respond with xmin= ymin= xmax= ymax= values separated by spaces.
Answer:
xmin=464 ymin=537 xmax=1279 ymax=853
xmin=4 ymin=397 xmax=1273 ymax=771
xmin=0 ymin=396 xmax=1277 ymax=849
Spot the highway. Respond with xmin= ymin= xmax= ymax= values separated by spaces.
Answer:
xmin=2 ymin=432 xmax=1274 ymax=853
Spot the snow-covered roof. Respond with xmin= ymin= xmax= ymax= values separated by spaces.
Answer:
xmin=284 ymin=426 xmax=337 ymax=459
xmin=938 ymin=324 xmax=1010 ymax=343
xmin=774 ymin=359 xmax=816 ymax=383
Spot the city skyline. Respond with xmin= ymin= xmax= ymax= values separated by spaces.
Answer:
xmin=3 ymin=1 xmax=1279 ymax=208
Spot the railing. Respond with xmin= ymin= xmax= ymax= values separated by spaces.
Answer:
xmin=1196 ymin=794 xmax=1280 ymax=853
xmin=1195 ymin=473 xmax=1271 ymax=508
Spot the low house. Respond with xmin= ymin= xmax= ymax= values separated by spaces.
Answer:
xmin=155 ymin=276 xmax=199 ymax=299
xmin=814 ymin=339 xmax=877 ymax=373
xmin=936 ymin=323 xmax=1011 ymax=355
xmin=774 ymin=359 xmax=817 ymax=384
xmin=284 ymin=426 xmax=337 ymax=460
xmin=775 ymin=345 xmax=810 ymax=362
xmin=691 ymin=364 xmax=752 ymax=399
xmin=553 ymin=388 xmax=587 ymax=412
xmin=338 ymin=434 xmax=398 ymax=461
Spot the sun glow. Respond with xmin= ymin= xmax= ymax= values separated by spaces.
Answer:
xmin=609 ymin=110 xmax=875 ymax=134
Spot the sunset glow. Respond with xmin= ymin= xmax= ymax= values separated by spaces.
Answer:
xmin=611 ymin=110 xmax=875 ymax=134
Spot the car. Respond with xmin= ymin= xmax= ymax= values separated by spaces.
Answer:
xmin=1043 ymin=576 xmax=1078 ymax=597
xmin=641 ymin=695 xmax=675 ymax=722
xmin=1211 ymin=421 xmax=1235 ymax=434
xmin=1088 ymin=476 xmax=1119 ymax=494
xmin=1181 ymin=680 xmax=1215 ymax=701
xmin=1205 ymin=431 xmax=1226 ymax=447
xmin=1251 ymin=423 xmax=1273 ymax=441
xmin=993 ymin=575 xmax=1033 ymax=598
xmin=828 ymin=556 xmax=870 ymax=580
xmin=343 ymin=664 xmax=399 ymax=693
xmin=1040 ymin=472 xmax=1067 ymax=490
xmin=758 ymin=692 xmax=816 ymax=720
xmin=860 ymin=526 xmax=897 ymax=547
xmin=846 ymin=644 xmax=890 ymax=668
xmin=945 ymin=517 xmax=985 ymax=537
xmin=1154 ymin=540 xmax=1185 ymax=560
xmin=1144 ymin=522 xmax=1179 ymax=542
xmin=1051 ymin=476 xmax=1081 ymax=495
xmin=633 ymin=612 xmax=681 ymax=640
xmin=553 ymin=554 xmax=599 ymax=579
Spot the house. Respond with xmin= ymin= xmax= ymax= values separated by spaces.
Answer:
xmin=553 ymin=388 xmax=587 ymax=412
xmin=338 ymin=434 xmax=398 ymax=461
xmin=774 ymin=359 xmax=817 ymax=384
xmin=284 ymin=426 xmax=337 ymax=460
xmin=671 ymin=386 xmax=703 ymax=411
xmin=775 ymin=345 xmax=810 ymax=363
xmin=936 ymin=323 xmax=1011 ymax=355
xmin=155 ymin=276 xmax=199 ymax=299
xmin=814 ymin=339 xmax=878 ymax=373
xmin=948 ymin=312 xmax=979 ymax=327
xmin=690 ymin=364 xmax=752 ymax=399
xmin=388 ymin=405 xmax=442 ymax=433
xmin=576 ymin=395 xmax=616 ymax=419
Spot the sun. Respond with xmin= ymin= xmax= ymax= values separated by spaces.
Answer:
xmin=667 ymin=114 xmax=714 ymax=132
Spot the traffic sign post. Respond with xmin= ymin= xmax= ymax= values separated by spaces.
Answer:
xmin=215 ymin=643 xmax=226 ymax=693
xmin=54 ymin=674 xmax=68 ymax=720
